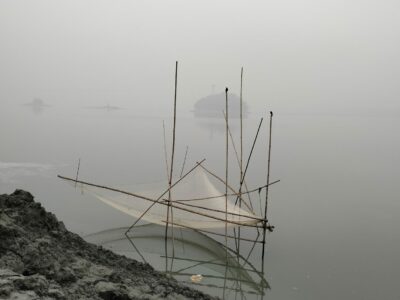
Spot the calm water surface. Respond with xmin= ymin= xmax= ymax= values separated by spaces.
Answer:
xmin=1 ymin=103 xmax=399 ymax=299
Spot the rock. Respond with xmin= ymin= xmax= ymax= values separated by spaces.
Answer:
xmin=8 ymin=290 xmax=40 ymax=300
xmin=95 ymin=281 xmax=130 ymax=300
xmin=47 ymin=287 xmax=66 ymax=299
xmin=0 ymin=191 xmax=216 ymax=300
xmin=0 ymin=280 xmax=13 ymax=297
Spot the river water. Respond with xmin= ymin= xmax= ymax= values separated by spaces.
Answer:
xmin=1 ymin=103 xmax=399 ymax=299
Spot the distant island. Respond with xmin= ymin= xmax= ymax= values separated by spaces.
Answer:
xmin=193 ymin=92 xmax=249 ymax=118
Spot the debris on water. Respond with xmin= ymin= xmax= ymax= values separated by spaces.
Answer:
xmin=191 ymin=274 xmax=203 ymax=283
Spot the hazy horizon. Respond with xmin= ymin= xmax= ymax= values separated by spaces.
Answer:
xmin=1 ymin=0 xmax=399 ymax=116
xmin=1 ymin=1 xmax=399 ymax=299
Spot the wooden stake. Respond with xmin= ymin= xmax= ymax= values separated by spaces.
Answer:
xmin=225 ymin=87 xmax=229 ymax=239
xmin=223 ymin=110 xmax=253 ymax=212
xmin=166 ymin=61 xmax=179 ymax=272
xmin=240 ymin=71 xmax=244 ymax=182
xmin=224 ymin=87 xmax=229 ymax=295
xmin=238 ymin=67 xmax=244 ymax=255
xmin=262 ymin=111 xmax=273 ymax=261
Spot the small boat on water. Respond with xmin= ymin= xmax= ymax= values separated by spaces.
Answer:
xmin=24 ymin=98 xmax=50 ymax=113
xmin=84 ymin=104 xmax=122 ymax=111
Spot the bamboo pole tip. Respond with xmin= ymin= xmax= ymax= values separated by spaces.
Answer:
xmin=225 ymin=87 xmax=228 ymax=93
xmin=270 ymin=111 xmax=273 ymax=117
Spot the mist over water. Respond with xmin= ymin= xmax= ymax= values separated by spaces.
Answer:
xmin=1 ymin=0 xmax=400 ymax=299
xmin=1 ymin=102 xmax=399 ymax=299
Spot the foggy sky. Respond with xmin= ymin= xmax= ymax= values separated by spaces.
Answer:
xmin=1 ymin=0 xmax=399 ymax=115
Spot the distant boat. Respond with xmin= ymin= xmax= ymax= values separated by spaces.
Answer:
xmin=85 ymin=104 xmax=122 ymax=111
xmin=24 ymin=98 xmax=50 ymax=113
xmin=193 ymin=92 xmax=249 ymax=118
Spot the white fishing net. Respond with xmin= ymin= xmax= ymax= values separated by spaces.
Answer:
xmin=70 ymin=168 xmax=262 ymax=229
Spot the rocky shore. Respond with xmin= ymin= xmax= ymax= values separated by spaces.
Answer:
xmin=0 ymin=190 xmax=215 ymax=300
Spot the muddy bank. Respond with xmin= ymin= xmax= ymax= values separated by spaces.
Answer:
xmin=0 ymin=190 xmax=215 ymax=300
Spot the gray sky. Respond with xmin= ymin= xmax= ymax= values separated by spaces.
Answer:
xmin=1 ymin=0 xmax=399 ymax=114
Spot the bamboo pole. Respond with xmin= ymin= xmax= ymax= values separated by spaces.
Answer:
xmin=224 ymin=87 xmax=229 ymax=296
xmin=234 ymin=117 xmax=264 ymax=206
xmin=171 ymin=179 xmax=280 ymax=202
xmin=166 ymin=202 xmax=263 ymax=228
xmin=245 ymin=228 xmax=261 ymax=262
xmin=224 ymin=87 xmax=229 ymax=238
xmin=166 ymin=61 xmax=178 ymax=272
xmin=58 ymin=172 xmax=267 ymax=227
xmin=262 ymin=111 xmax=273 ymax=262
xmin=59 ymin=158 xmax=205 ymax=228
xmin=164 ymin=200 xmax=265 ymax=222
xmin=198 ymin=164 xmax=253 ymax=212
xmin=162 ymin=120 xmax=170 ymax=179
xmin=168 ymin=61 xmax=178 ymax=200
xmin=161 ymin=220 xmax=263 ymax=243
xmin=238 ymin=67 xmax=244 ymax=257
xmin=58 ymin=162 xmax=266 ymax=229
xmin=125 ymin=233 xmax=148 ymax=264
xmin=163 ymin=119 xmax=172 ymax=271
xmin=239 ymin=70 xmax=244 ymax=207
xmin=75 ymin=158 xmax=81 ymax=188
xmin=179 ymin=146 xmax=189 ymax=178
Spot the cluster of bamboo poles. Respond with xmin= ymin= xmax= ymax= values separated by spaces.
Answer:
xmin=156 ymin=62 xmax=276 ymax=264
xmin=57 ymin=61 xmax=277 ymax=270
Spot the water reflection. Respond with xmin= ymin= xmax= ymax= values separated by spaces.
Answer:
xmin=193 ymin=92 xmax=248 ymax=140
xmin=195 ymin=118 xmax=239 ymax=140
xmin=85 ymin=224 xmax=269 ymax=299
